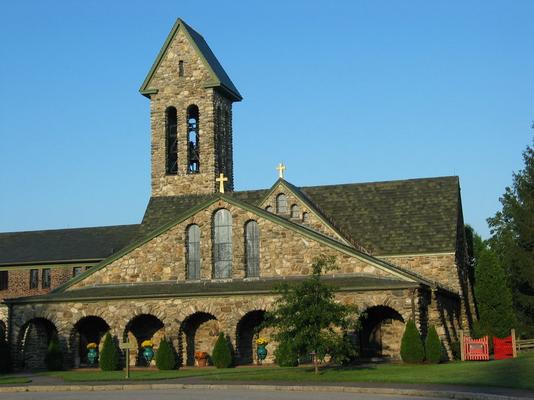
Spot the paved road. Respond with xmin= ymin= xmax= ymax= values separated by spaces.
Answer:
xmin=0 ymin=388 xmax=437 ymax=400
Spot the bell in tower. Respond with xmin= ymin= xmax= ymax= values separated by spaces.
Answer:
xmin=139 ymin=18 xmax=242 ymax=197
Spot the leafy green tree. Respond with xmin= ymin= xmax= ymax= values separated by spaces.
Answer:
xmin=44 ymin=339 xmax=63 ymax=371
xmin=99 ymin=333 xmax=121 ymax=371
xmin=0 ymin=330 xmax=11 ymax=373
xmin=155 ymin=337 xmax=176 ymax=370
xmin=264 ymin=255 xmax=358 ymax=374
xmin=487 ymin=140 xmax=534 ymax=335
xmin=211 ymin=332 xmax=233 ymax=368
xmin=400 ymin=320 xmax=424 ymax=363
xmin=474 ymin=248 xmax=516 ymax=338
xmin=424 ymin=325 xmax=441 ymax=363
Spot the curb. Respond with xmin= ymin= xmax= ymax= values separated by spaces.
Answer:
xmin=0 ymin=383 xmax=529 ymax=400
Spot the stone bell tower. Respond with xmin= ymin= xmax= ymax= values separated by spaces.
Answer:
xmin=140 ymin=18 xmax=242 ymax=197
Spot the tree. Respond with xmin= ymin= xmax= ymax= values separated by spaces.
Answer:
xmin=264 ymin=255 xmax=358 ymax=374
xmin=211 ymin=332 xmax=233 ymax=368
xmin=487 ymin=140 xmax=534 ymax=335
xmin=400 ymin=320 xmax=424 ymax=363
xmin=155 ymin=337 xmax=176 ymax=370
xmin=474 ymin=247 xmax=516 ymax=338
xmin=99 ymin=333 xmax=121 ymax=371
xmin=44 ymin=339 xmax=63 ymax=371
xmin=424 ymin=325 xmax=441 ymax=364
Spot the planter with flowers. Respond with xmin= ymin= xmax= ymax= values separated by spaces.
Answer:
xmin=195 ymin=351 xmax=209 ymax=367
xmin=141 ymin=340 xmax=154 ymax=365
xmin=256 ymin=337 xmax=269 ymax=364
xmin=86 ymin=342 xmax=98 ymax=366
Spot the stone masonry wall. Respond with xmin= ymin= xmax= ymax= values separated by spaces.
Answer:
xmin=148 ymin=27 xmax=234 ymax=197
xmin=72 ymin=199 xmax=395 ymax=287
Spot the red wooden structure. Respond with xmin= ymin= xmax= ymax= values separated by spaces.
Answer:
xmin=493 ymin=330 xmax=517 ymax=360
xmin=460 ymin=333 xmax=489 ymax=361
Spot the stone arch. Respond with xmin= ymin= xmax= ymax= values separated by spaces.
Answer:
xmin=70 ymin=316 xmax=110 ymax=368
xmin=179 ymin=311 xmax=219 ymax=366
xmin=124 ymin=314 xmax=165 ymax=366
xmin=17 ymin=317 xmax=58 ymax=370
xmin=235 ymin=310 xmax=266 ymax=365
xmin=358 ymin=305 xmax=405 ymax=359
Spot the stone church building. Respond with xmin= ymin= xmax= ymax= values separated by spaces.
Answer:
xmin=1 ymin=19 xmax=475 ymax=369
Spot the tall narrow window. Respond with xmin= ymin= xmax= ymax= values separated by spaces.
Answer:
xmin=276 ymin=193 xmax=288 ymax=214
xmin=187 ymin=105 xmax=200 ymax=173
xmin=224 ymin=110 xmax=232 ymax=181
xmin=29 ymin=269 xmax=38 ymax=289
xmin=186 ymin=224 xmax=201 ymax=280
xmin=216 ymin=106 xmax=224 ymax=174
xmin=178 ymin=60 xmax=184 ymax=77
xmin=213 ymin=209 xmax=232 ymax=279
xmin=0 ymin=271 xmax=7 ymax=291
xmin=302 ymin=212 xmax=309 ymax=223
xmin=245 ymin=221 xmax=260 ymax=278
xmin=290 ymin=204 xmax=300 ymax=219
xmin=42 ymin=268 xmax=51 ymax=289
xmin=165 ymin=107 xmax=178 ymax=174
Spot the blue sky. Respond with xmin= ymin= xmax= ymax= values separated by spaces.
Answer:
xmin=0 ymin=1 xmax=532 ymax=239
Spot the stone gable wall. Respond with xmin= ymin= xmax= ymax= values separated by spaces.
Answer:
xmin=72 ymin=200 xmax=396 ymax=288
xmin=148 ymin=28 xmax=234 ymax=197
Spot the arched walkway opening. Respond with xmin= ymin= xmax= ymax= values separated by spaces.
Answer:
xmin=179 ymin=312 xmax=218 ymax=366
xmin=235 ymin=310 xmax=266 ymax=365
xmin=17 ymin=317 xmax=58 ymax=370
xmin=124 ymin=314 xmax=164 ymax=366
xmin=71 ymin=316 xmax=110 ymax=367
xmin=358 ymin=305 xmax=405 ymax=359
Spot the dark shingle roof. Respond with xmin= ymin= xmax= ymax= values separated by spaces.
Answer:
xmin=139 ymin=176 xmax=460 ymax=256
xmin=7 ymin=275 xmax=419 ymax=304
xmin=0 ymin=224 xmax=139 ymax=266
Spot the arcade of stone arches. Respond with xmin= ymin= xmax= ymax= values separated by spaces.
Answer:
xmin=9 ymin=303 xmax=408 ymax=370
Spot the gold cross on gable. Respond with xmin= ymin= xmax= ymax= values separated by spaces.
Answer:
xmin=276 ymin=163 xmax=286 ymax=179
xmin=216 ymin=173 xmax=228 ymax=193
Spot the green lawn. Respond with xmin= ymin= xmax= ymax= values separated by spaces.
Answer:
xmin=0 ymin=376 xmax=31 ymax=385
xmin=42 ymin=353 xmax=534 ymax=391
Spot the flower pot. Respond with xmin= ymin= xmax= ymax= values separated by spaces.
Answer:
xmin=257 ymin=344 xmax=268 ymax=361
xmin=87 ymin=348 xmax=98 ymax=366
xmin=196 ymin=357 xmax=208 ymax=367
xmin=142 ymin=347 xmax=154 ymax=365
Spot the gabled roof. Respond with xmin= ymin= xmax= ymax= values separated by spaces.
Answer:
xmin=0 ymin=224 xmax=139 ymax=266
xmin=139 ymin=18 xmax=242 ymax=101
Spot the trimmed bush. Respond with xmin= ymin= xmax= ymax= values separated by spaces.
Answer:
xmin=425 ymin=325 xmax=441 ymax=363
xmin=211 ymin=333 xmax=232 ymax=368
xmin=449 ymin=340 xmax=461 ymax=360
xmin=156 ymin=337 xmax=176 ymax=370
xmin=274 ymin=339 xmax=299 ymax=367
xmin=400 ymin=320 xmax=424 ymax=363
xmin=0 ymin=331 xmax=11 ymax=373
xmin=99 ymin=333 xmax=120 ymax=371
xmin=44 ymin=339 xmax=63 ymax=371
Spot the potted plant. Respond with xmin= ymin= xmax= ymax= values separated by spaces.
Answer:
xmin=141 ymin=340 xmax=154 ymax=365
xmin=256 ymin=337 xmax=269 ymax=363
xmin=195 ymin=351 xmax=209 ymax=367
xmin=86 ymin=342 xmax=98 ymax=366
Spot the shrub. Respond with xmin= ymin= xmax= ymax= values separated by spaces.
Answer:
xmin=400 ymin=320 xmax=424 ymax=363
xmin=99 ymin=333 xmax=120 ymax=371
xmin=449 ymin=340 xmax=461 ymax=360
xmin=44 ymin=339 xmax=63 ymax=371
xmin=211 ymin=333 xmax=232 ymax=368
xmin=0 ymin=331 xmax=11 ymax=373
xmin=274 ymin=339 xmax=299 ymax=367
xmin=424 ymin=325 xmax=441 ymax=363
xmin=155 ymin=338 xmax=176 ymax=370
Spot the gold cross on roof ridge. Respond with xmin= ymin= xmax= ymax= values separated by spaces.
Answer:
xmin=216 ymin=173 xmax=228 ymax=193
xmin=276 ymin=162 xmax=286 ymax=179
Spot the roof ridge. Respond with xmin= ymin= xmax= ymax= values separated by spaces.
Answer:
xmin=0 ymin=223 xmax=139 ymax=236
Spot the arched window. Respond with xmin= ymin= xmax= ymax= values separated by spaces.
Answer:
xmin=245 ymin=221 xmax=260 ymax=277
xmin=290 ymin=204 xmax=300 ymax=219
xmin=276 ymin=193 xmax=288 ymax=214
xmin=265 ymin=205 xmax=273 ymax=213
xmin=186 ymin=224 xmax=200 ymax=280
xmin=302 ymin=212 xmax=309 ymax=223
xmin=165 ymin=107 xmax=178 ymax=174
xmin=213 ymin=209 xmax=232 ymax=279
xmin=187 ymin=105 xmax=200 ymax=173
